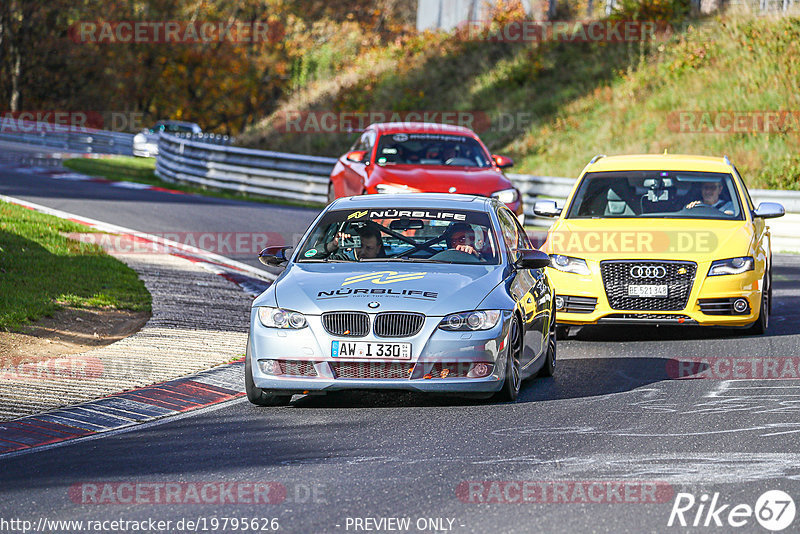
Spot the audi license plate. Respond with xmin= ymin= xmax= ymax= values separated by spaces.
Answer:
xmin=331 ymin=341 xmax=411 ymax=360
xmin=628 ymin=285 xmax=668 ymax=298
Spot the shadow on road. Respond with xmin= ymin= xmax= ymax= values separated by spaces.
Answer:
xmin=281 ymin=355 xmax=678 ymax=409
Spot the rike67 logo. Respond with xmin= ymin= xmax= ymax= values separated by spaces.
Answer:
xmin=668 ymin=490 xmax=796 ymax=531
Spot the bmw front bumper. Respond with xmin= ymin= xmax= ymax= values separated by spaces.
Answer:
xmin=248 ymin=311 xmax=513 ymax=394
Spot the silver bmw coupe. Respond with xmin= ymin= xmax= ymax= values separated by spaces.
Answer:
xmin=246 ymin=193 xmax=556 ymax=405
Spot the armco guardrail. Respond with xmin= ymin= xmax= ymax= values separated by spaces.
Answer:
xmin=507 ymin=173 xmax=576 ymax=220
xmin=155 ymin=133 xmax=337 ymax=204
xmin=167 ymin=131 xmax=234 ymax=146
xmin=154 ymin=135 xmax=576 ymax=208
xmin=0 ymin=119 xmax=134 ymax=155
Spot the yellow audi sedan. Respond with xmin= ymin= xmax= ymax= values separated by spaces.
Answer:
xmin=534 ymin=154 xmax=784 ymax=335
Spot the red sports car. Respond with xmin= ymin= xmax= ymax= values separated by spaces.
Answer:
xmin=328 ymin=122 xmax=524 ymax=221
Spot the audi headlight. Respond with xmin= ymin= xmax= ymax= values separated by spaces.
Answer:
xmin=549 ymin=254 xmax=590 ymax=275
xmin=439 ymin=310 xmax=502 ymax=331
xmin=708 ymin=256 xmax=754 ymax=276
xmin=257 ymin=307 xmax=307 ymax=329
xmin=491 ymin=188 xmax=519 ymax=204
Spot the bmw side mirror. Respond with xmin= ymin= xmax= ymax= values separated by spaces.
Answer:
xmin=492 ymin=154 xmax=514 ymax=169
xmin=533 ymin=200 xmax=562 ymax=217
xmin=753 ymin=202 xmax=785 ymax=219
xmin=258 ymin=246 xmax=292 ymax=266
xmin=515 ymin=249 xmax=551 ymax=270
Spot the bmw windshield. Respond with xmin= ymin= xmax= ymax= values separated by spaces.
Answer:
xmin=567 ymin=171 xmax=744 ymax=220
xmin=374 ymin=133 xmax=492 ymax=168
xmin=297 ymin=208 xmax=500 ymax=264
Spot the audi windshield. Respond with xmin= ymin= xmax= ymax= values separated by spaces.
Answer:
xmin=567 ymin=171 xmax=744 ymax=220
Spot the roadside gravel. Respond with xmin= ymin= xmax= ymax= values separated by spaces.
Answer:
xmin=0 ymin=252 xmax=252 ymax=420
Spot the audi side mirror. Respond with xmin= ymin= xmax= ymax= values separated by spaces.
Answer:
xmin=533 ymin=200 xmax=562 ymax=217
xmin=753 ymin=202 xmax=784 ymax=219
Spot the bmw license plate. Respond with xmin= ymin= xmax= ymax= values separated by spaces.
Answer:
xmin=331 ymin=341 xmax=411 ymax=360
xmin=628 ymin=285 xmax=668 ymax=298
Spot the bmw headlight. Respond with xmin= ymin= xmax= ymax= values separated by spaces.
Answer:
xmin=707 ymin=256 xmax=754 ymax=276
xmin=549 ymin=254 xmax=590 ymax=275
xmin=257 ymin=307 xmax=307 ymax=329
xmin=439 ymin=310 xmax=502 ymax=331
xmin=491 ymin=188 xmax=519 ymax=204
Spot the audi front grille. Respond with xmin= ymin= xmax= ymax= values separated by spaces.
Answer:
xmin=600 ymin=260 xmax=697 ymax=311
xmin=374 ymin=312 xmax=425 ymax=338
xmin=321 ymin=312 xmax=370 ymax=337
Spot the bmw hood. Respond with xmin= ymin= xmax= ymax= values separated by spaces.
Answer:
xmin=272 ymin=263 xmax=505 ymax=316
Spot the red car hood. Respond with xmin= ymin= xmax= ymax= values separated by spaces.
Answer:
xmin=368 ymin=165 xmax=513 ymax=195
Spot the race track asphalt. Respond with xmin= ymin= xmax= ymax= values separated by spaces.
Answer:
xmin=1 ymin=158 xmax=799 ymax=533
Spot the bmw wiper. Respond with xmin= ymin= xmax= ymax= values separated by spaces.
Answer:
xmin=375 ymin=258 xmax=451 ymax=263
xmin=300 ymin=258 xmax=353 ymax=263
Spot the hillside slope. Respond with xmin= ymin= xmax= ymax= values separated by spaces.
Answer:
xmin=241 ymin=13 xmax=800 ymax=189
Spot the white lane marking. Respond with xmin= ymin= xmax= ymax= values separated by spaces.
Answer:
xmin=705 ymin=380 xmax=732 ymax=398
xmin=277 ymin=452 xmax=800 ymax=483
xmin=108 ymin=181 xmax=154 ymax=189
xmin=492 ymin=422 xmax=800 ymax=438
xmin=0 ymin=194 xmax=275 ymax=281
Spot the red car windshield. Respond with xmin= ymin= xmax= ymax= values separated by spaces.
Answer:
xmin=374 ymin=133 xmax=491 ymax=168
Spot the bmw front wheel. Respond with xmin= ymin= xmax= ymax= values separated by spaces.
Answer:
xmin=495 ymin=316 xmax=522 ymax=402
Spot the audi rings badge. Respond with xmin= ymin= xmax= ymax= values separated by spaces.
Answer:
xmin=630 ymin=265 xmax=667 ymax=278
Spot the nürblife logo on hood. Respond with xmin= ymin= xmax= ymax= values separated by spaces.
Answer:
xmin=317 ymin=287 xmax=438 ymax=300
xmin=317 ymin=271 xmax=437 ymax=300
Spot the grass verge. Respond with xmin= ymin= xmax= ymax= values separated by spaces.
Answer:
xmin=62 ymin=157 xmax=323 ymax=209
xmin=0 ymin=200 xmax=151 ymax=330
